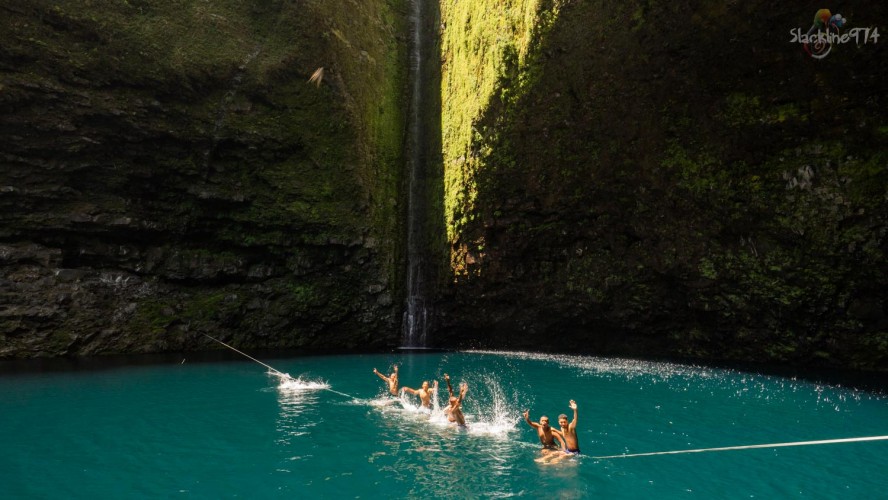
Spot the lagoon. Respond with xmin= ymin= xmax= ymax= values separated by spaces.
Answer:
xmin=1 ymin=351 xmax=886 ymax=498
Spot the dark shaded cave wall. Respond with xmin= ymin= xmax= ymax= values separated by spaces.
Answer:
xmin=0 ymin=0 xmax=410 ymax=357
xmin=438 ymin=0 xmax=887 ymax=370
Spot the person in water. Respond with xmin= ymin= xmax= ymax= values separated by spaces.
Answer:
xmin=523 ymin=410 xmax=566 ymax=452
xmin=372 ymin=365 xmax=399 ymax=396
xmin=557 ymin=400 xmax=580 ymax=455
xmin=443 ymin=373 xmax=468 ymax=427
xmin=402 ymin=380 xmax=439 ymax=410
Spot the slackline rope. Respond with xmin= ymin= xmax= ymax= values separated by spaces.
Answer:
xmin=323 ymin=388 xmax=355 ymax=398
xmin=203 ymin=334 xmax=355 ymax=399
xmin=203 ymin=334 xmax=289 ymax=377
xmin=592 ymin=435 xmax=888 ymax=459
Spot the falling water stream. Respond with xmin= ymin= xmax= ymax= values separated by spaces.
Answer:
xmin=403 ymin=0 xmax=431 ymax=347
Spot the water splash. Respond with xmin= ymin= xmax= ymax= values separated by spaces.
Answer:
xmin=374 ymin=372 xmax=520 ymax=438
xmin=275 ymin=374 xmax=330 ymax=392
xmin=461 ymin=373 xmax=521 ymax=437
xmin=395 ymin=385 xmax=442 ymax=415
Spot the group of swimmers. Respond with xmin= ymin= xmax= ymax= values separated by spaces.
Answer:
xmin=372 ymin=365 xmax=580 ymax=460
xmin=373 ymin=365 xmax=469 ymax=426
xmin=523 ymin=401 xmax=580 ymax=462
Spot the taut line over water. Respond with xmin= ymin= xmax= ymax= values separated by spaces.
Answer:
xmin=202 ymin=334 xmax=356 ymax=399
xmin=592 ymin=435 xmax=888 ymax=459
xmin=203 ymin=334 xmax=291 ymax=379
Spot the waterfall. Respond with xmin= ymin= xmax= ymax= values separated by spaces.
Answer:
xmin=403 ymin=0 xmax=429 ymax=347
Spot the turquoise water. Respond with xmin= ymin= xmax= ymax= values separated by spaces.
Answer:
xmin=1 ymin=351 xmax=886 ymax=498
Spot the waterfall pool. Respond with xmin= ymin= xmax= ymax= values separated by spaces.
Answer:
xmin=2 ymin=351 xmax=886 ymax=498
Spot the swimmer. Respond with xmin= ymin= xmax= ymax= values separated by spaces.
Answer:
xmin=556 ymin=400 xmax=580 ymax=456
xmin=523 ymin=410 xmax=566 ymax=452
xmin=402 ymin=380 xmax=439 ymax=410
xmin=443 ymin=373 xmax=468 ymax=427
xmin=372 ymin=365 xmax=399 ymax=396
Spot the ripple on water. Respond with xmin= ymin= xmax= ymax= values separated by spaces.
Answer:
xmin=1 ymin=351 xmax=885 ymax=499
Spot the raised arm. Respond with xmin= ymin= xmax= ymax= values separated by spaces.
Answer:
xmin=456 ymin=382 xmax=468 ymax=404
xmin=569 ymin=400 xmax=578 ymax=431
xmin=444 ymin=373 xmax=454 ymax=397
xmin=523 ymin=410 xmax=540 ymax=429
xmin=402 ymin=386 xmax=418 ymax=395
xmin=373 ymin=368 xmax=390 ymax=383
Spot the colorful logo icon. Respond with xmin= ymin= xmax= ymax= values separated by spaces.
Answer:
xmin=790 ymin=9 xmax=880 ymax=59
xmin=804 ymin=9 xmax=845 ymax=59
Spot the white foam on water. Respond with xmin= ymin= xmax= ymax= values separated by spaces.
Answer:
xmin=366 ymin=395 xmax=400 ymax=407
xmin=462 ymin=373 xmax=521 ymax=437
xmin=433 ymin=373 xmax=521 ymax=437
xmin=365 ymin=374 xmax=520 ymax=439
xmin=399 ymin=393 xmax=432 ymax=412
xmin=466 ymin=350 xmax=884 ymax=409
xmin=272 ymin=371 xmax=330 ymax=391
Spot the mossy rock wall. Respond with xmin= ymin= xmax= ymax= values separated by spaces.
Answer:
xmin=0 ymin=0 xmax=409 ymax=356
xmin=438 ymin=0 xmax=888 ymax=370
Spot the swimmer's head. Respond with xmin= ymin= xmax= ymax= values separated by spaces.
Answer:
xmin=421 ymin=381 xmax=429 ymax=389
xmin=540 ymin=416 xmax=550 ymax=428
xmin=558 ymin=414 xmax=568 ymax=427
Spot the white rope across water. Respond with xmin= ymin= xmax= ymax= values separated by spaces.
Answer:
xmin=324 ymin=388 xmax=356 ymax=399
xmin=593 ymin=435 xmax=888 ymax=459
xmin=204 ymin=334 xmax=356 ymax=399
xmin=203 ymin=334 xmax=289 ymax=377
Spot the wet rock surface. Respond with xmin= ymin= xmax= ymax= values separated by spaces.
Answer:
xmin=1 ymin=1 xmax=408 ymax=357
xmin=435 ymin=1 xmax=888 ymax=371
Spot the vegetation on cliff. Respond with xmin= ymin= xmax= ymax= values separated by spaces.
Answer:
xmin=438 ymin=0 xmax=887 ymax=370
xmin=0 ymin=0 xmax=409 ymax=356
xmin=2 ymin=0 xmax=885 ymax=371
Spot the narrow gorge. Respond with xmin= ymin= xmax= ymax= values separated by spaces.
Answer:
xmin=2 ymin=0 xmax=886 ymax=371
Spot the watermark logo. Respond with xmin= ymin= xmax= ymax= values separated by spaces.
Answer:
xmin=789 ymin=9 xmax=880 ymax=59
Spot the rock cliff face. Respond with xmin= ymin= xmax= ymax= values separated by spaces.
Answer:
xmin=437 ymin=0 xmax=888 ymax=370
xmin=1 ymin=0 xmax=409 ymax=356
xmin=3 ymin=1 xmax=886 ymax=371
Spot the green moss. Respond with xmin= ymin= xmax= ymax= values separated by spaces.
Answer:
xmin=719 ymin=94 xmax=807 ymax=127
xmin=131 ymin=300 xmax=177 ymax=336
xmin=1 ymin=0 xmax=410 ymax=355
xmin=661 ymin=142 xmax=728 ymax=196
xmin=441 ymin=0 xmax=560 ymax=249
xmin=698 ymin=257 xmax=718 ymax=280
xmin=436 ymin=0 xmax=887 ymax=369
xmin=720 ymin=93 xmax=764 ymax=126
